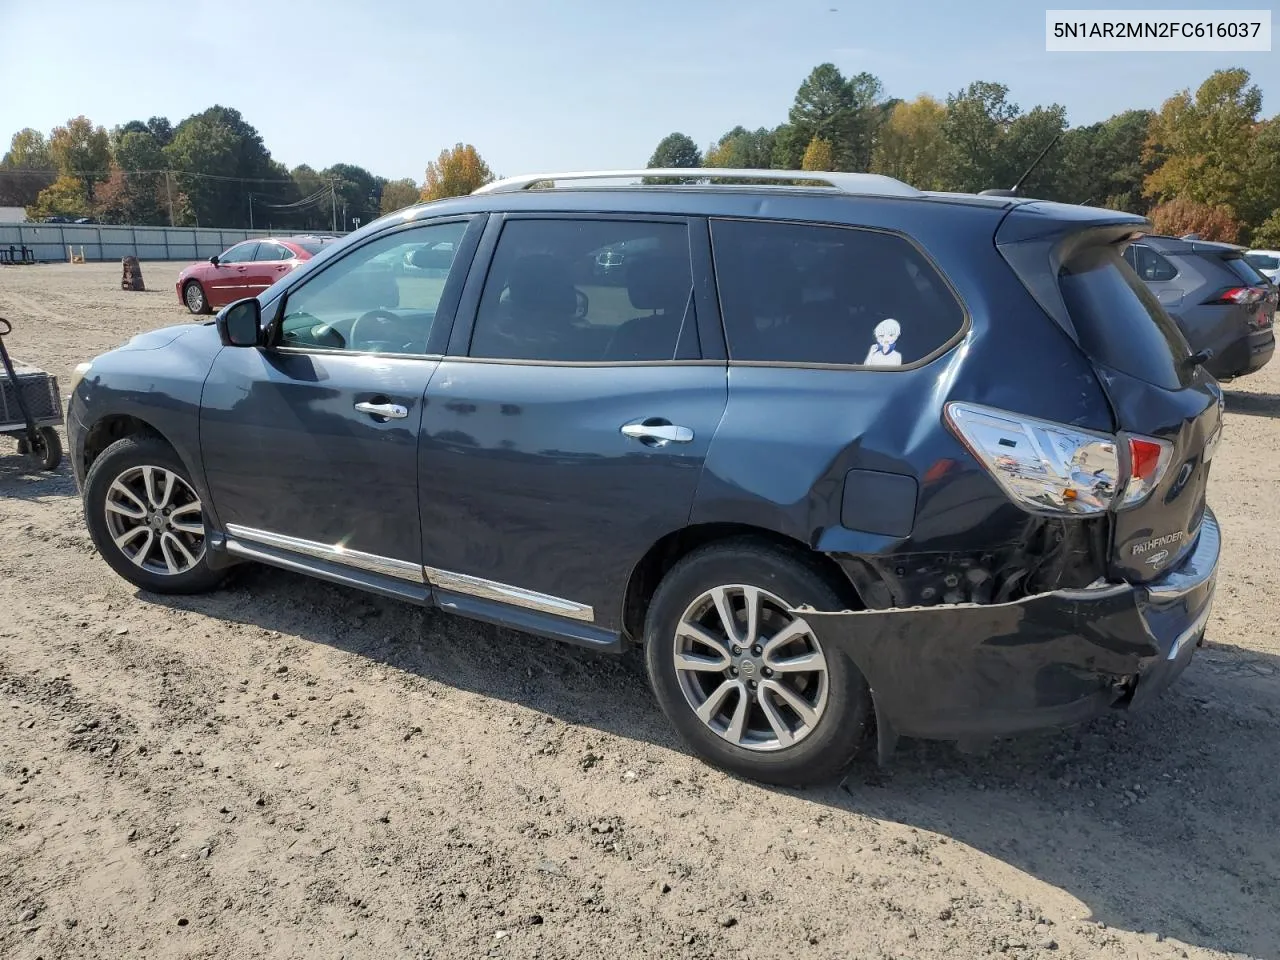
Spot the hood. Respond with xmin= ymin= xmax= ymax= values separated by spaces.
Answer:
xmin=113 ymin=322 xmax=205 ymax=353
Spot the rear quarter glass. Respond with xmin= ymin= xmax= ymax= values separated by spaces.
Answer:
xmin=708 ymin=218 xmax=965 ymax=367
xmin=1059 ymin=245 xmax=1191 ymax=391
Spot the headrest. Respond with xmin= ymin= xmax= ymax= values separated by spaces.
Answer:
xmin=626 ymin=255 xmax=690 ymax=312
xmin=506 ymin=254 xmax=577 ymax=314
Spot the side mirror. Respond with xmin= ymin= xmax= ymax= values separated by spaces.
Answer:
xmin=216 ymin=298 xmax=262 ymax=347
xmin=209 ymin=254 xmax=220 ymax=266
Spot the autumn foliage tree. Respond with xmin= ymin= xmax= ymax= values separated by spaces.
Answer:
xmin=1149 ymin=198 xmax=1243 ymax=243
xmin=1144 ymin=69 xmax=1261 ymax=218
xmin=0 ymin=128 xmax=55 ymax=206
xmin=421 ymin=144 xmax=494 ymax=202
xmin=48 ymin=116 xmax=111 ymax=201
xmin=871 ymin=95 xmax=948 ymax=189
xmin=27 ymin=174 xmax=91 ymax=219
xmin=379 ymin=177 xmax=420 ymax=215
xmin=801 ymin=136 xmax=835 ymax=171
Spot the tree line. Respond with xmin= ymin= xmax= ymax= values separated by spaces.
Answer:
xmin=648 ymin=65 xmax=1280 ymax=247
xmin=6 ymin=64 xmax=1277 ymax=246
xmin=0 ymin=106 xmax=495 ymax=231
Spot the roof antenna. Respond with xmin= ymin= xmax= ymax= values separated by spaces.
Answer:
xmin=979 ymin=133 xmax=1062 ymax=198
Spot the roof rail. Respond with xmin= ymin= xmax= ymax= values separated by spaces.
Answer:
xmin=472 ymin=168 xmax=921 ymax=198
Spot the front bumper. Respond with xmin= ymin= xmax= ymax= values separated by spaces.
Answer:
xmin=67 ymin=399 xmax=88 ymax=491
xmin=803 ymin=508 xmax=1220 ymax=741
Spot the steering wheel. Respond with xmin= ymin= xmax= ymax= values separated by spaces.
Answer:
xmin=574 ymin=289 xmax=589 ymax=320
xmin=349 ymin=308 xmax=409 ymax=352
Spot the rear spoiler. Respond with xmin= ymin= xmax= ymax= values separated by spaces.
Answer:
xmin=995 ymin=203 xmax=1150 ymax=345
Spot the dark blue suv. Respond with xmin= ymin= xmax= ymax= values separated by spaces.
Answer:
xmin=67 ymin=169 xmax=1223 ymax=786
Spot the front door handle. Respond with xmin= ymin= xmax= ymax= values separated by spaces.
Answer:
xmin=355 ymin=401 xmax=408 ymax=420
xmin=621 ymin=421 xmax=694 ymax=444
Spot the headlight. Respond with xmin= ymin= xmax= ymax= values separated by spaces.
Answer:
xmin=69 ymin=361 xmax=93 ymax=397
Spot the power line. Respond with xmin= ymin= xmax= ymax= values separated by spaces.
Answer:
xmin=252 ymin=186 xmax=332 ymax=210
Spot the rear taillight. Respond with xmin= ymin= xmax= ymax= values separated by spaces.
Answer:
xmin=1119 ymin=435 xmax=1174 ymax=507
xmin=1207 ymin=286 xmax=1266 ymax=305
xmin=945 ymin=402 xmax=1172 ymax=516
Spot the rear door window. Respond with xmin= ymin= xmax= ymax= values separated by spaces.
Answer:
xmin=1059 ymin=244 xmax=1191 ymax=390
xmin=254 ymin=242 xmax=290 ymax=261
xmin=468 ymin=219 xmax=697 ymax=363
xmin=1246 ymin=253 xmax=1279 ymax=272
xmin=709 ymin=219 xmax=965 ymax=366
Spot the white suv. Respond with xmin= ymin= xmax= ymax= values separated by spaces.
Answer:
xmin=1245 ymin=249 xmax=1280 ymax=283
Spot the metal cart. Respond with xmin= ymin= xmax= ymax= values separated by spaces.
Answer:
xmin=0 ymin=317 xmax=63 ymax=471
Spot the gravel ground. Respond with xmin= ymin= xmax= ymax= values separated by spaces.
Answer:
xmin=2 ymin=261 xmax=1279 ymax=960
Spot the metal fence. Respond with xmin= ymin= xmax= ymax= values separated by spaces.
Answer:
xmin=0 ymin=221 xmax=348 ymax=264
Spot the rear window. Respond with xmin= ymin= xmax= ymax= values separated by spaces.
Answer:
xmin=1059 ymin=245 xmax=1191 ymax=390
xmin=709 ymin=219 xmax=965 ymax=366
xmin=295 ymin=240 xmax=334 ymax=255
xmin=1246 ymin=253 xmax=1279 ymax=272
xmin=1223 ymin=256 xmax=1268 ymax=285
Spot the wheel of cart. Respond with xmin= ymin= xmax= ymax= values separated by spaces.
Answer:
xmin=0 ymin=317 xmax=65 ymax=472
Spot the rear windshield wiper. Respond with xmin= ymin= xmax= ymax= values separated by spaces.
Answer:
xmin=1186 ymin=347 xmax=1214 ymax=369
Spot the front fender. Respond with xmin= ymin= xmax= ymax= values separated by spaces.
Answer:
xmin=71 ymin=323 xmax=224 ymax=529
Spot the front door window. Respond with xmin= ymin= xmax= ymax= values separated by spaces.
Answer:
xmin=277 ymin=221 xmax=469 ymax=355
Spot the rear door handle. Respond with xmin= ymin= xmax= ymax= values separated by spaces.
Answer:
xmin=355 ymin=401 xmax=408 ymax=420
xmin=621 ymin=421 xmax=694 ymax=444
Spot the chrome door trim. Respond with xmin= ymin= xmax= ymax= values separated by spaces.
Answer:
xmin=424 ymin=566 xmax=595 ymax=622
xmin=224 ymin=523 xmax=424 ymax=583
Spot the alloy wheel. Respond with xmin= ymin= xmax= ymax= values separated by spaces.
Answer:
xmin=673 ymin=584 xmax=829 ymax=752
xmin=103 ymin=465 xmax=206 ymax=575
xmin=185 ymin=283 xmax=204 ymax=312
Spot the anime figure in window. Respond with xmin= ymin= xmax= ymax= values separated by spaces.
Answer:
xmin=864 ymin=318 xmax=902 ymax=367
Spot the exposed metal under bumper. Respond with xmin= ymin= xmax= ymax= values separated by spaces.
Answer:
xmin=799 ymin=508 xmax=1220 ymax=742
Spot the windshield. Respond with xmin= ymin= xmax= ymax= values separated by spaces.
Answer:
xmin=1246 ymin=253 xmax=1279 ymax=272
xmin=1059 ymin=244 xmax=1191 ymax=390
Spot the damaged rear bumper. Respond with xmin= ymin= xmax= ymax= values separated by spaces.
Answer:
xmin=803 ymin=508 xmax=1220 ymax=741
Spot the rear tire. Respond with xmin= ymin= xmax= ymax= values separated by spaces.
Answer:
xmin=183 ymin=280 xmax=208 ymax=315
xmin=643 ymin=539 xmax=870 ymax=786
xmin=83 ymin=435 xmax=224 ymax=595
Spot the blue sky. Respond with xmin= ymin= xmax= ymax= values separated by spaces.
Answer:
xmin=0 ymin=0 xmax=1275 ymax=182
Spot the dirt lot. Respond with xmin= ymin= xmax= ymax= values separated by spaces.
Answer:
xmin=2 ymin=261 xmax=1279 ymax=960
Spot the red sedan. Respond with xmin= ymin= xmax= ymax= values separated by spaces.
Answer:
xmin=176 ymin=235 xmax=339 ymax=314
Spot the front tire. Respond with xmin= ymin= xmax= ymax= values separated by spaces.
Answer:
xmin=82 ymin=435 xmax=224 ymax=594
xmin=183 ymin=280 xmax=208 ymax=315
xmin=643 ymin=539 xmax=870 ymax=786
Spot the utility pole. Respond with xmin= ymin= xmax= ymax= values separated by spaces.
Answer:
xmin=164 ymin=170 xmax=175 ymax=226
xmin=248 ymin=192 xmax=254 ymax=230
xmin=330 ymin=180 xmax=337 ymax=233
